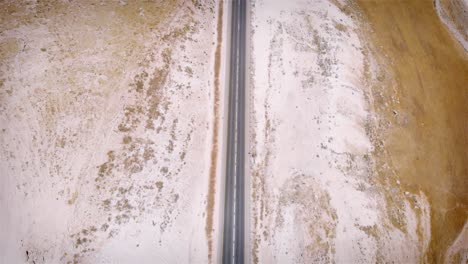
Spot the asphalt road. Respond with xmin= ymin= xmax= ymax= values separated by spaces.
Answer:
xmin=222 ymin=0 xmax=246 ymax=263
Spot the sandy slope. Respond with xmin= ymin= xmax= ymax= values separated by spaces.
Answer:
xmin=358 ymin=0 xmax=468 ymax=262
xmin=249 ymin=0 xmax=467 ymax=262
xmin=0 ymin=1 xmax=225 ymax=263
xmin=435 ymin=0 xmax=468 ymax=51
xmin=249 ymin=0 xmax=430 ymax=262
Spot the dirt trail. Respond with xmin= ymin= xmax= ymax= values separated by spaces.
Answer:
xmin=358 ymin=0 xmax=468 ymax=261
xmin=206 ymin=1 xmax=224 ymax=263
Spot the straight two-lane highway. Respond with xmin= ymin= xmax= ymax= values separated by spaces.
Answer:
xmin=222 ymin=0 xmax=246 ymax=263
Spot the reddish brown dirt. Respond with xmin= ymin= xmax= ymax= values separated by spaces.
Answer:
xmin=206 ymin=1 xmax=224 ymax=263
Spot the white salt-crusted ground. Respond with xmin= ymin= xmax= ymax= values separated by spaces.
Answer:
xmin=249 ymin=0 xmax=431 ymax=263
xmin=0 ymin=1 xmax=225 ymax=263
xmin=445 ymin=222 xmax=468 ymax=263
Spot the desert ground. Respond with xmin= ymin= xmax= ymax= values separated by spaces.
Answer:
xmin=0 ymin=0 xmax=467 ymax=263
xmin=249 ymin=0 xmax=467 ymax=263
xmin=0 ymin=0 xmax=226 ymax=263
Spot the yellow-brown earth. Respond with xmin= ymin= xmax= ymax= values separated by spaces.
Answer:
xmin=358 ymin=0 xmax=468 ymax=261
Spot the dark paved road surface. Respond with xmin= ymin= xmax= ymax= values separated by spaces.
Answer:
xmin=222 ymin=0 xmax=246 ymax=263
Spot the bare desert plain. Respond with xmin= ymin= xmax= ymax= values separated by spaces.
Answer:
xmin=0 ymin=0 xmax=467 ymax=263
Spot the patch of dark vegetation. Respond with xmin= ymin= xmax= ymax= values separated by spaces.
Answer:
xmin=131 ymin=71 xmax=148 ymax=93
xmin=96 ymin=151 xmax=116 ymax=181
xmin=118 ymin=106 xmax=143 ymax=132
xmin=145 ymin=50 xmax=172 ymax=130
xmin=122 ymin=135 xmax=132 ymax=144
xmin=162 ymin=24 xmax=191 ymax=42
xmin=155 ymin=181 xmax=164 ymax=192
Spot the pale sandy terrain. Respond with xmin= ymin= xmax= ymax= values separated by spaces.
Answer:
xmin=249 ymin=0 xmax=466 ymax=263
xmin=435 ymin=0 xmax=468 ymax=51
xmin=0 ymin=1 xmax=225 ymax=263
